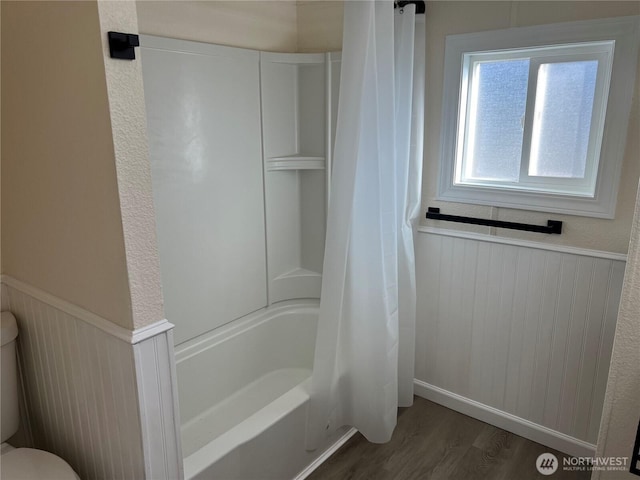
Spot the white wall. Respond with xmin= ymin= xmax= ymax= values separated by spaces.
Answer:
xmin=141 ymin=37 xmax=268 ymax=345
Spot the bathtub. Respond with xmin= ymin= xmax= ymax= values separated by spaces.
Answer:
xmin=175 ymin=300 xmax=355 ymax=480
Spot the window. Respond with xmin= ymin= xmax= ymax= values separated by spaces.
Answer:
xmin=458 ymin=43 xmax=610 ymax=195
xmin=438 ymin=16 xmax=639 ymax=218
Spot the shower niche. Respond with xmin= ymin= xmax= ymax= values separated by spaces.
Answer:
xmin=261 ymin=53 xmax=331 ymax=304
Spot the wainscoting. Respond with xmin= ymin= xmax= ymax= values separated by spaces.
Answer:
xmin=414 ymin=228 xmax=626 ymax=457
xmin=0 ymin=276 xmax=182 ymax=480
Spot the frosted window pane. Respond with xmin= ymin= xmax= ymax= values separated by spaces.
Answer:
xmin=464 ymin=59 xmax=529 ymax=182
xmin=529 ymin=61 xmax=598 ymax=178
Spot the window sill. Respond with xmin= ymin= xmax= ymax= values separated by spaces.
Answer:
xmin=437 ymin=183 xmax=617 ymax=219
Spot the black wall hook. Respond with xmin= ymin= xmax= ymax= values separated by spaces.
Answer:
xmin=108 ymin=31 xmax=140 ymax=60
xmin=395 ymin=1 xmax=426 ymax=14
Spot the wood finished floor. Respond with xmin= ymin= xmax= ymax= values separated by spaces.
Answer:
xmin=308 ymin=396 xmax=591 ymax=480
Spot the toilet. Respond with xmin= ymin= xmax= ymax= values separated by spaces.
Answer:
xmin=1 ymin=311 xmax=80 ymax=479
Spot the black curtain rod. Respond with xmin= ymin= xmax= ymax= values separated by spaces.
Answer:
xmin=395 ymin=1 xmax=426 ymax=14
xmin=425 ymin=207 xmax=563 ymax=235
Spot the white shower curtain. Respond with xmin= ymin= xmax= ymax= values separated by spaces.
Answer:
xmin=306 ymin=0 xmax=424 ymax=447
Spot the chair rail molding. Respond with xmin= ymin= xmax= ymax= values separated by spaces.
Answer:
xmin=1 ymin=275 xmax=183 ymax=479
xmin=0 ymin=275 xmax=173 ymax=344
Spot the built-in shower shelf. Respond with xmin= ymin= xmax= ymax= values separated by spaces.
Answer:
xmin=262 ymin=52 xmax=328 ymax=304
xmin=266 ymin=156 xmax=325 ymax=171
xmin=271 ymin=267 xmax=322 ymax=303
xmin=274 ymin=267 xmax=322 ymax=281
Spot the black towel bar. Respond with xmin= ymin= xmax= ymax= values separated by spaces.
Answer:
xmin=425 ymin=207 xmax=562 ymax=235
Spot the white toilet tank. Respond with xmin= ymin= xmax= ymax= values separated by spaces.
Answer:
xmin=1 ymin=311 xmax=20 ymax=443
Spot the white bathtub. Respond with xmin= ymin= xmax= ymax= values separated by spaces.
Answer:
xmin=175 ymin=301 xmax=354 ymax=480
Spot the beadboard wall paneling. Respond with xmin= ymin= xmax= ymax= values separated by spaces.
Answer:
xmin=414 ymin=230 xmax=625 ymax=451
xmin=5 ymin=284 xmax=144 ymax=479
xmin=1 ymin=278 xmax=182 ymax=479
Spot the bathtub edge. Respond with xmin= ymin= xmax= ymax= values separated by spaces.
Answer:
xmin=292 ymin=427 xmax=358 ymax=480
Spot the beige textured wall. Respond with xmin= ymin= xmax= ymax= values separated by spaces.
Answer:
xmin=136 ymin=1 xmax=298 ymax=52
xmin=422 ymin=1 xmax=640 ymax=253
xmin=297 ymin=1 xmax=343 ymax=52
xmin=594 ymin=180 xmax=640 ymax=479
xmin=1 ymin=1 xmax=134 ymax=328
xmin=97 ymin=0 xmax=164 ymax=329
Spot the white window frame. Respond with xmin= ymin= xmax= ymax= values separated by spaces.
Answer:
xmin=438 ymin=16 xmax=639 ymax=218
xmin=458 ymin=43 xmax=612 ymax=195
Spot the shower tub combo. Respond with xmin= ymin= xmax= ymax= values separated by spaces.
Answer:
xmin=176 ymin=301 xmax=354 ymax=480
xmin=141 ymin=35 xmax=346 ymax=479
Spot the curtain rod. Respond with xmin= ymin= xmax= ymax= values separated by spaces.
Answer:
xmin=395 ymin=1 xmax=426 ymax=14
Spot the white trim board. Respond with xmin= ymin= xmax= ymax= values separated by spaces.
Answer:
xmin=417 ymin=226 xmax=628 ymax=262
xmin=134 ymin=329 xmax=184 ymax=479
xmin=293 ymin=428 xmax=358 ymax=480
xmin=0 ymin=275 xmax=173 ymax=344
xmin=413 ymin=379 xmax=597 ymax=458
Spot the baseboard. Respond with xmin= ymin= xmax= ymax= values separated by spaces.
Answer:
xmin=293 ymin=427 xmax=358 ymax=480
xmin=413 ymin=379 xmax=596 ymax=458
